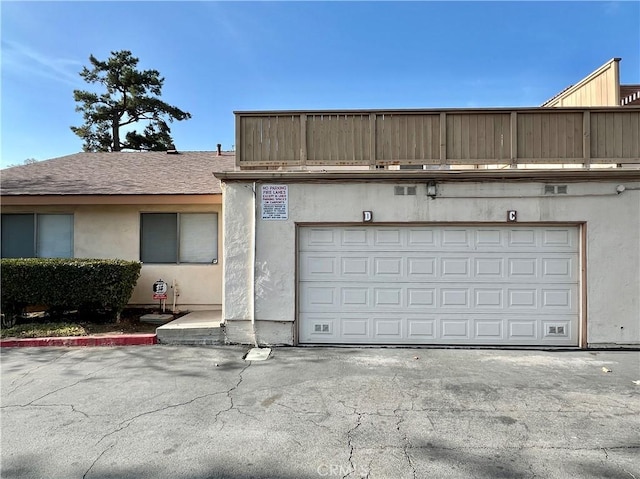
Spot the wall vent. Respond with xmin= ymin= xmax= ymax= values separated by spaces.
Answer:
xmin=545 ymin=185 xmax=568 ymax=195
xmin=395 ymin=186 xmax=417 ymax=196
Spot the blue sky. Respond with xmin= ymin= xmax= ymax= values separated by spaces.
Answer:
xmin=1 ymin=1 xmax=638 ymax=168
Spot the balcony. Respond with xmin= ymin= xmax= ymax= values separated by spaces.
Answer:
xmin=235 ymin=108 xmax=640 ymax=170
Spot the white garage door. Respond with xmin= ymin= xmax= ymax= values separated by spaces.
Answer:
xmin=299 ymin=225 xmax=580 ymax=346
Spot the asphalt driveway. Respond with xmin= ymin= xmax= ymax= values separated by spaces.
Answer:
xmin=1 ymin=346 xmax=639 ymax=479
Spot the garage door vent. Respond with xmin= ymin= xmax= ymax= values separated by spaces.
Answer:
xmin=545 ymin=185 xmax=568 ymax=195
xmin=547 ymin=325 xmax=567 ymax=335
xmin=314 ymin=323 xmax=331 ymax=333
xmin=394 ymin=186 xmax=406 ymax=195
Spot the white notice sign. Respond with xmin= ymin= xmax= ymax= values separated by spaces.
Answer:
xmin=261 ymin=184 xmax=288 ymax=220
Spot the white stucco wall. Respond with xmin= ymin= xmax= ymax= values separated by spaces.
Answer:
xmin=222 ymin=180 xmax=640 ymax=347
xmin=2 ymin=203 xmax=223 ymax=310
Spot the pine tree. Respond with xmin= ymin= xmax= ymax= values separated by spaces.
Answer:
xmin=71 ymin=50 xmax=191 ymax=152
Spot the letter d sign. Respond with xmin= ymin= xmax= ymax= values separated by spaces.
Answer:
xmin=363 ymin=211 xmax=373 ymax=222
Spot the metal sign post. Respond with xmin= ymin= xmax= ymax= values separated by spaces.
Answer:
xmin=152 ymin=279 xmax=169 ymax=312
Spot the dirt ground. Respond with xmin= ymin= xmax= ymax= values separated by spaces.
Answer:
xmin=1 ymin=308 xmax=186 ymax=339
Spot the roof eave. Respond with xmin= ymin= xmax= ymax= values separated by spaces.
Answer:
xmin=214 ymin=169 xmax=640 ymax=183
xmin=0 ymin=193 xmax=222 ymax=206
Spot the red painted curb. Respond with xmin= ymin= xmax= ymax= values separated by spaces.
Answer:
xmin=0 ymin=334 xmax=157 ymax=348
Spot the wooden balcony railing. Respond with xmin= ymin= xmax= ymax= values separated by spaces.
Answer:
xmin=235 ymin=108 xmax=640 ymax=169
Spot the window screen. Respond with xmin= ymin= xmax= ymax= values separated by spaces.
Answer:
xmin=179 ymin=213 xmax=218 ymax=263
xmin=1 ymin=214 xmax=73 ymax=258
xmin=37 ymin=214 xmax=73 ymax=258
xmin=140 ymin=213 xmax=178 ymax=263
xmin=1 ymin=214 xmax=35 ymax=258
xmin=140 ymin=213 xmax=218 ymax=264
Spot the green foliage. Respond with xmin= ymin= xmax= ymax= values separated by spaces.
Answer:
xmin=70 ymin=50 xmax=191 ymax=152
xmin=1 ymin=322 xmax=86 ymax=339
xmin=1 ymin=258 xmax=141 ymax=320
xmin=7 ymin=158 xmax=38 ymax=168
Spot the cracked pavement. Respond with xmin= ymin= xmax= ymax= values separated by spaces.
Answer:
xmin=1 ymin=346 xmax=639 ymax=479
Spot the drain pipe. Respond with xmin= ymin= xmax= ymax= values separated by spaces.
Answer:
xmin=250 ymin=181 xmax=259 ymax=348
xmin=171 ymin=279 xmax=180 ymax=314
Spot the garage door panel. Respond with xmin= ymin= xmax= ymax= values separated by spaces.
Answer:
xmin=303 ymin=228 xmax=338 ymax=247
xmin=299 ymin=313 xmax=577 ymax=344
xmin=408 ymin=257 xmax=437 ymax=276
xmin=508 ymin=229 xmax=537 ymax=247
xmin=374 ymin=288 xmax=402 ymax=306
xmin=342 ymin=228 xmax=369 ymax=246
xmin=509 ymin=258 xmax=537 ymax=277
xmin=509 ymin=321 xmax=537 ymax=339
xmin=342 ymin=288 xmax=369 ymax=306
xmin=374 ymin=229 xmax=403 ymax=246
xmin=304 ymin=255 xmax=337 ymax=276
xmin=542 ymin=288 xmax=574 ymax=309
xmin=543 ymin=229 xmax=575 ymax=247
xmin=475 ymin=289 xmax=503 ymax=308
xmin=475 ymin=257 xmax=504 ymax=277
xmin=374 ymin=318 xmax=403 ymax=338
xmin=441 ymin=289 xmax=470 ymax=307
xmin=300 ymin=226 xmax=578 ymax=252
xmin=301 ymin=252 xmax=577 ymax=283
xmin=408 ymin=288 xmax=436 ymax=307
xmin=300 ymin=283 xmax=578 ymax=313
xmin=407 ymin=319 xmax=437 ymax=338
xmin=441 ymin=257 xmax=471 ymax=277
xmin=475 ymin=320 xmax=503 ymax=340
xmin=476 ymin=229 xmax=504 ymax=247
xmin=408 ymin=229 xmax=436 ymax=246
xmin=299 ymin=225 xmax=579 ymax=346
xmin=342 ymin=319 xmax=369 ymax=337
xmin=342 ymin=257 xmax=369 ymax=275
xmin=373 ymin=257 xmax=403 ymax=275
xmin=441 ymin=320 xmax=470 ymax=339
xmin=442 ymin=229 xmax=471 ymax=247
xmin=543 ymin=257 xmax=573 ymax=277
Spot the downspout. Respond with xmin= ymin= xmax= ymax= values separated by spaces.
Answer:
xmin=250 ymin=181 xmax=259 ymax=348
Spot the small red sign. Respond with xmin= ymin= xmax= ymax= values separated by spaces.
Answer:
xmin=153 ymin=293 xmax=168 ymax=300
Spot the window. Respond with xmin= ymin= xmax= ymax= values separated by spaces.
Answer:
xmin=140 ymin=213 xmax=218 ymax=264
xmin=1 ymin=214 xmax=73 ymax=258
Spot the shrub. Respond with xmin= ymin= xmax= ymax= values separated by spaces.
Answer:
xmin=1 ymin=258 xmax=141 ymax=322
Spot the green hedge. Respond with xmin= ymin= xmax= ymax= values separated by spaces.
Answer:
xmin=1 ymin=258 xmax=141 ymax=321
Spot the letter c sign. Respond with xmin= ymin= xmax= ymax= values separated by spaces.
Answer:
xmin=507 ymin=210 xmax=517 ymax=222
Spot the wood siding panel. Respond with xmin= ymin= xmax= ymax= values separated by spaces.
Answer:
xmin=591 ymin=111 xmax=640 ymax=161
xmin=238 ymin=115 xmax=301 ymax=166
xmin=545 ymin=59 xmax=620 ymax=107
xmin=306 ymin=114 xmax=370 ymax=165
xmin=375 ymin=114 xmax=439 ymax=164
xmin=518 ymin=112 xmax=583 ymax=160
xmin=446 ymin=113 xmax=510 ymax=162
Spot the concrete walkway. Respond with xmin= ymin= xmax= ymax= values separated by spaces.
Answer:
xmin=155 ymin=310 xmax=223 ymax=345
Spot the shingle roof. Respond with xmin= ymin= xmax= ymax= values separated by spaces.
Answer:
xmin=0 ymin=151 xmax=236 ymax=196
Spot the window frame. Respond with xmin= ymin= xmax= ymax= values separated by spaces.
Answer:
xmin=139 ymin=212 xmax=219 ymax=265
xmin=0 ymin=213 xmax=74 ymax=259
